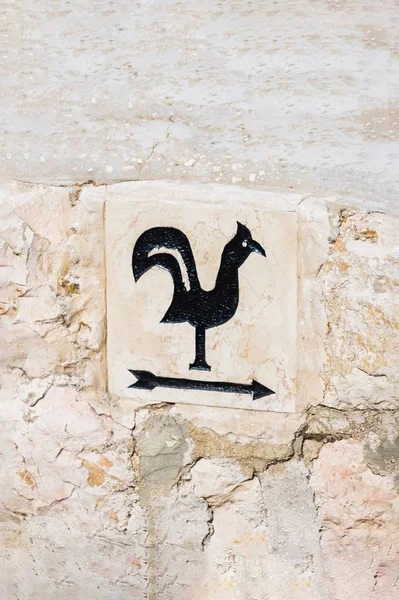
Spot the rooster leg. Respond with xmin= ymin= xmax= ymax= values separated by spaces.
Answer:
xmin=189 ymin=326 xmax=211 ymax=371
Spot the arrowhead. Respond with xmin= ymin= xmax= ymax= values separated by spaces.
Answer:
xmin=128 ymin=370 xmax=158 ymax=390
xmin=251 ymin=380 xmax=275 ymax=400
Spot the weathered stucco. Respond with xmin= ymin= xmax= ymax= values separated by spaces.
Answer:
xmin=1 ymin=1 xmax=399 ymax=598
xmin=1 ymin=183 xmax=398 ymax=599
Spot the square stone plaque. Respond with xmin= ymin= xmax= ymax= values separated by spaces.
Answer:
xmin=106 ymin=184 xmax=297 ymax=412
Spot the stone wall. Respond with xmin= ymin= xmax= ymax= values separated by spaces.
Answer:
xmin=1 ymin=182 xmax=398 ymax=599
xmin=1 ymin=1 xmax=399 ymax=599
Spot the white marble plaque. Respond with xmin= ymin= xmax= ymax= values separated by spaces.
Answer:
xmin=106 ymin=185 xmax=297 ymax=412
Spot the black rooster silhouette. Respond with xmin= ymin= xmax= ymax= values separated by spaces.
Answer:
xmin=132 ymin=222 xmax=266 ymax=371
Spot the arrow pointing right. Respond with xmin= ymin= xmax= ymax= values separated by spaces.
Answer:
xmin=128 ymin=370 xmax=275 ymax=400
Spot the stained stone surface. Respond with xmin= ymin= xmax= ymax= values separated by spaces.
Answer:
xmin=1 ymin=181 xmax=398 ymax=599
xmin=106 ymin=184 xmax=297 ymax=412
xmin=1 ymin=1 xmax=399 ymax=593
xmin=320 ymin=209 xmax=399 ymax=410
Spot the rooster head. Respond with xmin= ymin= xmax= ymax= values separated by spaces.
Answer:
xmin=235 ymin=222 xmax=266 ymax=257
xmin=222 ymin=222 xmax=266 ymax=268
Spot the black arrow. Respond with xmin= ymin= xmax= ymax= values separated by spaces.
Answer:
xmin=128 ymin=370 xmax=275 ymax=400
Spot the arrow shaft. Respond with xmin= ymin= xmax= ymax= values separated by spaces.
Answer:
xmin=155 ymin=376 xmax=253 ymax=395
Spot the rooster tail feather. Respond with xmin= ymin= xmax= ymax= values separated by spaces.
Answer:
xmin=132 ymin=227 xmax=200 ymax=293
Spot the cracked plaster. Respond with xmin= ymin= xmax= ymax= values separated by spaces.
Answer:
xmin=1 ymin=180 xmax=398 ymax=598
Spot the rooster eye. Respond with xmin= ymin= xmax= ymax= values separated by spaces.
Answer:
xmin=242 ymin=240 xmax=248 ymax=248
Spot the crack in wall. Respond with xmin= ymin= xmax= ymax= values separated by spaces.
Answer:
xmin=2 ymin=181 xmax=398 ymax=599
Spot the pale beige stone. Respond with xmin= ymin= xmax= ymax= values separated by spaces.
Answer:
xmin=106 ymin=182 xmax=299 ymax=412
xmin=311 ymin=440 xmax=399 ymax=600
xmin=320 ymin=209 xmax=399 ymax=409
xmin=296 ymin=197 xmax=330 ymax=411
xmin=190 ymin=458 xmax=248 ymax=502
xmin=188 ymin=461 xmax=326 ymax=600
xmin=171 ymin=403 xmax=305 ymax=442
xmin=0 ymin=181 xmax=146 ymax=600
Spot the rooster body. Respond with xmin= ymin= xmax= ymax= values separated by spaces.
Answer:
xmin=133 ymin=222 xmax=265 ymax=370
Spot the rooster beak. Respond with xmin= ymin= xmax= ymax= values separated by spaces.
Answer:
xmin=249 ymin=239 xmax=266 ymax=257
